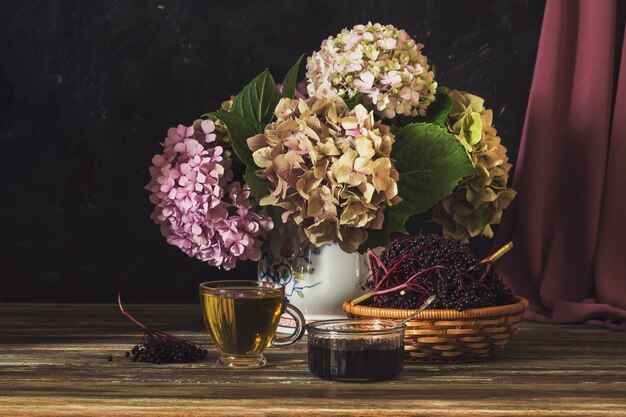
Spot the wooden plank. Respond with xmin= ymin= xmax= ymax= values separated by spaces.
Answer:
xmin=0 ymin=303 xmax=625 ymax=416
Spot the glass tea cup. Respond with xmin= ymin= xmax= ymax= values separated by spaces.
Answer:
xmin=199 ymin=280 xmax=305 ymax=368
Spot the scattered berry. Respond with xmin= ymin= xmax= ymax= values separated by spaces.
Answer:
xmin=126 ymin=332 xmax=208 ymax=364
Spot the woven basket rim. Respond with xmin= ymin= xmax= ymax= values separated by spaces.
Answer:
xmin=343 ymin=296 xmax=528 ymax=320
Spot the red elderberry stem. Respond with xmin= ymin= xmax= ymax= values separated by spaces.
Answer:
xmin=368 ymin=248 xmax=388 ymax=274
xmin=373 ymin=251 xmax=414 ymax=292
xmin=479 ymin=263 xmax=493 ymax=283
xmin=118 ymin=293 xmax=149 ymax=331
xmin=118 ymin=293 xmax=186 ymax=343
xmin=351 ymin=265 xmax=449 ymax=305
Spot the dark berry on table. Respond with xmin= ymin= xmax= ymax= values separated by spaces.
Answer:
xmin=118 ymin=295 xmax=208 ymax=364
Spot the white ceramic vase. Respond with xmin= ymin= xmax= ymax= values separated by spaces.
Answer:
xmin=258 ymin=220 xmax=368 ymax=322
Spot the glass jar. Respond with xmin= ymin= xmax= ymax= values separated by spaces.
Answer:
xmin=306 ymin=319 xmax=405 ymax=381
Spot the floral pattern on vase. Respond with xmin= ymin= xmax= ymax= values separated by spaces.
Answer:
xmin=257 ymin=238 xmax=323 ymax=302
xmin=258 ymin=220 xmax=369 ymax=315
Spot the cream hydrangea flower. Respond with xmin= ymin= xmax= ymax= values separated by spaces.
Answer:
xmin=248 ymin=88 xmax=401 ymax=252
xmin=306 ymin=22 xmax=437 ymax=120
xmin=432 ymin=90 xmax=516 ymax=241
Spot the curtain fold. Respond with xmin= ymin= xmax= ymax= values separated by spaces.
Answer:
xmin=494 ymin=0 xmax=626 ymax=329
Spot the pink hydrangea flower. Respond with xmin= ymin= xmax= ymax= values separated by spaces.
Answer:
xmin=146 ymin=122 xmax=273 ymax=270
xmin=306 ymin=22 xmax=437 ymax=119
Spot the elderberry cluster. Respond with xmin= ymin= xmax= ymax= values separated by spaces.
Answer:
xmin=126 ymin=332 xmax=208 ymax=364
xmin=367 ymin=233 xmax=514 ymax=311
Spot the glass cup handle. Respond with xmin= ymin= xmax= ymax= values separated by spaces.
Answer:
xmin=272 ymin=304 xmax=306 ymax=347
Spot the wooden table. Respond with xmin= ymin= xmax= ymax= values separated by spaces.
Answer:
xmin=1 ymin=303 xmax=625 ymax=416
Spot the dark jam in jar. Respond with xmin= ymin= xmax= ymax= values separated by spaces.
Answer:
xmin=308 ymin=342 xmax=404 ymax=381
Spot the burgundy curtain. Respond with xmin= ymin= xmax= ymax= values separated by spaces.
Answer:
xmin=494 ymin=0 xmax=626 ymax=329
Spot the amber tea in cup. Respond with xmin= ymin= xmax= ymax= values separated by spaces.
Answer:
xmin=199 ymin=280 xmax=305 ymax=368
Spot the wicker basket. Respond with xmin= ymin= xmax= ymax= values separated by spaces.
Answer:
xmin=342 ymin=296 xmax=528 ymax=362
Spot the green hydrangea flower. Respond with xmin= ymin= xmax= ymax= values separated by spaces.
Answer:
xmin=432 ymin=90 xmax=516 ymax=241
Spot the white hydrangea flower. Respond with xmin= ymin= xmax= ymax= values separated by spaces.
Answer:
xmin=306 ymin=22 xmax=437 ymax=119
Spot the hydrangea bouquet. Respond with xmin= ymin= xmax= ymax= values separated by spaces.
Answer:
xmin=146 ymin=23 xmax=516 ymax=270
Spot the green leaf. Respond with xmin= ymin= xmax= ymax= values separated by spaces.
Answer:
xmin=281 ymin=54 xmax=305 ymax=99
xmin=244 ymin=166 xmax=269 ymax=204
xmin=231 ymin=69 xmax=280 ymax=124
xmin=394 ymin=86 xmax=452 ymax=128
xmin=393 ymin=123 xmax=476 ymax=219
xmin=358 ymin=123 xmax=476 ymax=252
xmin=211 ymin=109 xmax=263 ymax=168
xmin=296 ymin=290 xmax=304 ymax=298
xmin=344 ymin=92 xmax=363 ymax=109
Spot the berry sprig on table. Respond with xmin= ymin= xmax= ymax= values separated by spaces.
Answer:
xmin=118 ymin=294 xmax=208 ymax=364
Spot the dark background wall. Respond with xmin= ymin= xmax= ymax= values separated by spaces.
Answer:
xmin=0 ymin=0 xmax=544 ymax=303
